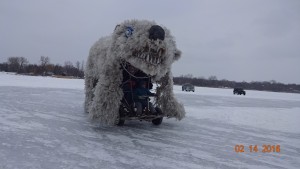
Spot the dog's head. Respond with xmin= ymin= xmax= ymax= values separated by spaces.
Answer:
xmin=111 ymin=20 xmax=181 ymax=78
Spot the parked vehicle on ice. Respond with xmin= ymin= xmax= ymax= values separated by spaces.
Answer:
xmin=233 ymin=88 xmax=246 ymax=95
xmin=182 ymin=83 xmax=195 ymax=92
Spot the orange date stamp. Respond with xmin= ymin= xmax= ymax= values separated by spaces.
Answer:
xmin=234 ymin=144 xmax=280 ymax=153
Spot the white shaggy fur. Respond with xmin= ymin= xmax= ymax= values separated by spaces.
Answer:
xmin=85 ymin=19 xmax=185 ymax=125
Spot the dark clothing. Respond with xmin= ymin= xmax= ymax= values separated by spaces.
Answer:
xmin=133 ymin=87 xmax=156 ymax=105
xmin=133 ymin=86 xmax=156 ymax=115
xmin=121 ymin=63 xmax=151 ymax=105
xmin=120 ymin=63 xmax=155 ymax=115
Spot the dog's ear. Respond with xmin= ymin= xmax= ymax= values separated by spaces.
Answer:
xmin=114 ymin=24 xmax=120 ymax=31
xmin=113 ymin=24 xmax=123 ymax=36
xmin=174 ymin=49 xmax=182 ymax=61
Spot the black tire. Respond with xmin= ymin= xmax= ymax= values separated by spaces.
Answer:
xmin=117 ymin=119 xmax=125 ymax=126
xmin=152 ymin=107 xmax=163 ymax=125
xmin=152 ymin=117 xmax=163 ymax=125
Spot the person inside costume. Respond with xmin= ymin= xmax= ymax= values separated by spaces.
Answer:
xmin=133 ymin=80 xmax=157 ymax=115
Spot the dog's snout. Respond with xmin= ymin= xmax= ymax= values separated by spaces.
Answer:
xmin=149 ymin=25 xmax=165 ymax=40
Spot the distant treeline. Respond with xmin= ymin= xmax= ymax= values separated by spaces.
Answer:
xmin=1 ymin=56 xmax=300 ymax=93
xmin=174 ymin=75 xmax=300 ymax=94
xmin=0 ymin=56 xmax=84 ymax=78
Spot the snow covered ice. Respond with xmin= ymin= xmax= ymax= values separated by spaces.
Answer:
xmin=0 ymin=72 xmax=299 ymax=169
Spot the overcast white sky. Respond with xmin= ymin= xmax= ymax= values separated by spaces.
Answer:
xmin=1 ymin=0 xmax=299 ymax=84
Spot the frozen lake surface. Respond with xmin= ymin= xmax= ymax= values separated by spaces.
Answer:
xmin=0 ymin=72 xmax=299 ymax=169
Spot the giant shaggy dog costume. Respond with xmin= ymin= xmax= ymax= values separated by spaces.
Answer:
xmin=85 ymin=20 xmax=185 ymax=125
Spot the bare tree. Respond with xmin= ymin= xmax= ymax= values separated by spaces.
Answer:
xmin=81 ymin=60 xmax=85 ymax=72
xmin=64 ymin=61 xmax=74 ymax=76
xmin=76 ymin=61 xmax=80 ymax=70
xmin=7 ymin=56 xmax=28 ymax=73
xmin=7 ymin=57 xmax=20 ymax=72
xmin=208 ymin=75 xmax=218 ymax=81
xmin=40 ymin=56 xmax=50 ymax=75
xmin=19 ymin=57 xmax=28 ymax=73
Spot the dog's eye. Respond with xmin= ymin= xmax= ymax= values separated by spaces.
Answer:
xmin=125 ymin=27 xmax=134 ymax=38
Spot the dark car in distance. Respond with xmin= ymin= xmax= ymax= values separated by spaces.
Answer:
xmin=182 ymin=83 xmax=195 ymax=92
xmin=233 ymin=88 xmax=246 ymax=95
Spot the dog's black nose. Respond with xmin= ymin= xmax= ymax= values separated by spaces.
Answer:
xmin=149 ymin=25 xmax=165 ymax=40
